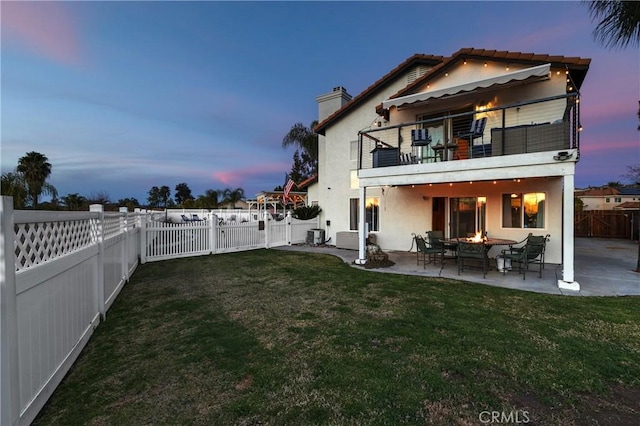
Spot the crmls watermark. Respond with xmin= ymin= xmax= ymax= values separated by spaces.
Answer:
xmin=478 ymin=410 xmax=531 ymax=424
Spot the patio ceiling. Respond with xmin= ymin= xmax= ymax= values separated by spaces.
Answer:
xmin=382 ymin=63 xmax=551 ymax=109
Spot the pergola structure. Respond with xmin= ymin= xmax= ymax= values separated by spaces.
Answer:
xmin=247 ymin=191 xmax=307 ymax=217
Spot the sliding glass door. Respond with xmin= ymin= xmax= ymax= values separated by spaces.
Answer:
xmin=449 ymin=197 xmax=486 ymax=238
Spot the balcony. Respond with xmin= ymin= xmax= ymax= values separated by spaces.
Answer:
xmin=358 ymin=93 xmax=580 ymax=171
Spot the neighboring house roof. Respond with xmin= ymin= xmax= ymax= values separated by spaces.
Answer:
xmin=575 ymin=187 xmax=620 ymax=197
xmin=613 ymin=201 xmax=640 ymax=209
xmin=314 ymin=54 xmax=444 ymax=135
xmin=575 ymin=186 xmax=640 ymax=198
xmin=314 ymin=47 xmax=591 ymax=135
xmin=618 ymin=187 xmax=640 ymax=196
xmin=297 ymin=174 xmax=318 ymax=190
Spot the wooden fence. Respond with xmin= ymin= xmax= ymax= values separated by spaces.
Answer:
xmin=1 ymin=197 xmax=319 ymax=426
xmin=574 ymin=210 xmax=639 ymax=240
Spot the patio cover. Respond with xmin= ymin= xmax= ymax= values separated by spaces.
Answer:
xmin=382 ymin=63 xmax=551 ymax=109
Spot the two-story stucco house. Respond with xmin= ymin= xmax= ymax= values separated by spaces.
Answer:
xmin=308 ymin=48 xmax=590 ymax=291
xmin=576 ymin=186 xmax=640 ymax=210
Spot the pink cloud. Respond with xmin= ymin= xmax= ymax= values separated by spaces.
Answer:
xmin=580 ymin=139 xmax=639 ymax=153
xmin=213 ymin=163 xmax=289 ymax=186
xmin=3 ymin=2 xmax=83 ymax=67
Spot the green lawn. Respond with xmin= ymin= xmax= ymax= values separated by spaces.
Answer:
xmin=35 ymin=250 xmax=639 ymax=425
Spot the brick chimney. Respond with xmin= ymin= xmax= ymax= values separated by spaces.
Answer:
xmin=316 ymin=86 xmax=352 ymax=122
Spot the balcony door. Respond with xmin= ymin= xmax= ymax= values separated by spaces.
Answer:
xmin=418 ymin=107 xmax=473 ymax=161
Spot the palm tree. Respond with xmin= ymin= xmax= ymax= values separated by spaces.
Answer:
xmin=223 ymin=187 xmax=245 ymax=209
xmin=585 ymin=1 xmax=640 ymax=49
xmin=16 ymin=151 xmax=57 ymax=209
xmin=61 ymin=193 xmax=88 ymax=211
xmin=282 ymin=121 xmax=319 ymax=174
xmin=1 ymin=171 xmax=28 ymax=208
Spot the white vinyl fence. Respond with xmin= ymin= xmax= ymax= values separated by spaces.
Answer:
xmin=141 ymin=212 xmax=319 ymax=262
xmin=1 ymin=197 xmax=320 ymax=425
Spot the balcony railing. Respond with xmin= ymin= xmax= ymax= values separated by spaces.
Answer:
xmin=358 ymin=93 xmax=580 ymax=170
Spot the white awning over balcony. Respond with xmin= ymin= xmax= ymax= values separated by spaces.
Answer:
xmin=382 ymin=63 xmax=551 ymax=109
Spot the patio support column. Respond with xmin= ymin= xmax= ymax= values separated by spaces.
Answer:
xmin=356 ymin=185 xmax=367 ymax=265
xmin=558 ymin=174 xmax=580 ymax=291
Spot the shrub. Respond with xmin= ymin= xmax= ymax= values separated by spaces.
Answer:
xmin=293 ymin=205 xmax=321 ymax=220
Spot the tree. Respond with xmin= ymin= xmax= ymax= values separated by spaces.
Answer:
xmin=61 ymin=193 xmax=88 ymax=211
xmin=1 ymin=171 xmax=28 ymax=208
xmin=174 ymin=182 xmax=193 ymax=205
xmin=282 ymin=121 xmax=319 ymax=177
xmin=287 ymin=150 xmax=311 ymax=185
xmin=16 ymin=151 xmax=57 ymax=209
xmin=159 ymin=186 xmax=171 ymax=208
xmin=584 ymin=1 xmax=640 ymax=49
xmin=622 ymin=164 xmax=640 ymax=185
xmin=196 ymin=189 xmax=221 ymax=209
xmin=148 ymin=186 xmax=161 ymax=208
xmin=118 ymin=198 xmax=140 ymax=211
xmin=606 ymin=181 xmax=622 ymax=187
xmin=223 ymin=187 xmax=245 ymax=209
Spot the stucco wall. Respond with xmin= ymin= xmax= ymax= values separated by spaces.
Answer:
xmin=315 ymin=71 xmax=420 ymax=245
xmin=374 ymin=177 xmax=564 ymax=264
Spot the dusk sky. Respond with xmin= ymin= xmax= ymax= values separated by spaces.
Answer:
xmin=2 ymin=1 xmax=639 ymax=203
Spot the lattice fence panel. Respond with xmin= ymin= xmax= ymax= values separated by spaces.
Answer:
xmin=103 ymin=215 xmax=122 ymax=239
xmin=14 ymin=219 xmax=97 ymax=272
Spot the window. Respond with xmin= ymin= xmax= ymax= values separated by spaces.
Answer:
xmin=606 ymin=198 xmax=611 ymax=203
xmin=502 ymin=193 xmax=545 ymax=228
xmin=614 ymin=197 xmax=622 ymax=203
xmin=450 ymin=197 xmax=486 ymax=237
xmin=350 ymin=170 xmax=359 ymax=189
xmin=350 ymin=140 xmax=359 ymax=162
xmin=349 ymin=197 xmax=380 ymax=232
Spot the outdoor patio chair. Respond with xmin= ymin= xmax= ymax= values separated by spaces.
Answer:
xmin=181 ymin=214 xmax=193 ymax=222
xmin=457 ymin=241 xmax=488 ymax=278
xmin=411 ymin=128 xmax=431 ymax=146
xmin=426 ymin=230 xmax=446 ymax=263
xmin=191 ymin=214 xmax=205 ymax=222
xmin=500 ymin=233 xmax=550 ymax=279
xmin=457 ymin=117 xmax=487 ymax=157
xmin=399 ymin=152 xmax=418 ymax=165
xmin=414 ymin=234 xmax=443 ymax=268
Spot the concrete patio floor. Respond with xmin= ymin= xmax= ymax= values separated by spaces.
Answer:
xmin=276 ymin=237 xmax=639 ymax=297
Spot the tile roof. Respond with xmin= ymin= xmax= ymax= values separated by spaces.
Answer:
xmin=614 ymin=201 xmax=640 ymax=209
xmin=314 ymin=54 xmax=444 ymax=135
xmin=388 ymin=47 xmax=591 ymax=102
xmin=314 ymin=48 xmax=591 ymax=134
xmin=575 ymin=187 xmax=620 ymax=196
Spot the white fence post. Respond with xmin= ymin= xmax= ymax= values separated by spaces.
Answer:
xmin=1 ymin=196 xmax=19 ymax=426
xmin=263 ymin=211 xmax=271 ymax=248
xmin=119 ymin=207 xmax=129 ymax=282
xmin=90 ymin=204 xmax=106 ymax=319
xmin=286 ymin=211 xmax=293 ymax=245
xmin=209 ymin=213 xmax=217 ymax=254
xmin=140 ymin=212 xmax=147 ymax=264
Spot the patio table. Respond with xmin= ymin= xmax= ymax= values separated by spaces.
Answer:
xmin=442 ymin=238 xmax=517 ymax=270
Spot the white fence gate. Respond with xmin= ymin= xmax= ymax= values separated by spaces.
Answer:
xmin=1 ymin=198 xmax=320 ymax=425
